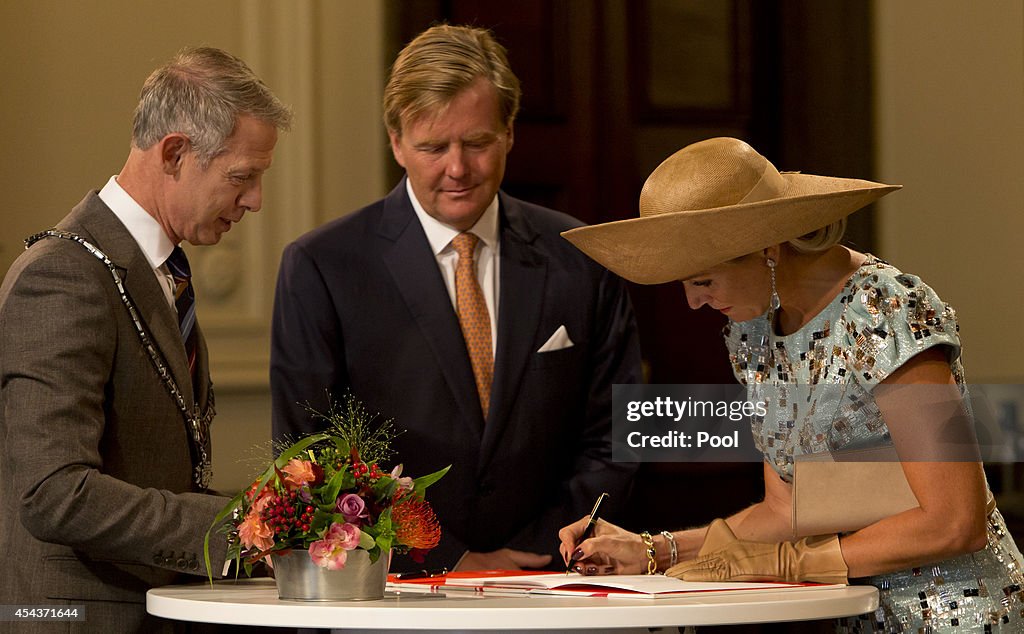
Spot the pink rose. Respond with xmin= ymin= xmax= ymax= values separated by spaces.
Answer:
xmin=308 ymin=539 xmax=348 ymax=570
xmin=336 ymin=493 xmax=368 ymax=523
xmin=308 ymin=522 xmax=362 ymax=569
xmin=325 ymin=521 xmax=362 ymax=551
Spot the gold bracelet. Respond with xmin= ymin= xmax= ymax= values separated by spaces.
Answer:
xmin=660 ymin=530 xmax=678 ymax=567
xmin=639 ymin=531 xmax=657 ymax=575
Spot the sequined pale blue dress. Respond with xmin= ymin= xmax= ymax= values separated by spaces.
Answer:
xmin=725 ymin=255 xmax=1024 ymax=632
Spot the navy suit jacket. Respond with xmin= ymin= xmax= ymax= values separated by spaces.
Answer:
xmin=271 ymin=181 xmax=642 ymax=568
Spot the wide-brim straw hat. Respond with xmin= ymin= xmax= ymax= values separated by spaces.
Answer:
xmin=561 ymin=137 xmax=901 ymax=284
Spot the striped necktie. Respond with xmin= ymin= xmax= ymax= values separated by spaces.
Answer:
xmin=451 ymin=232 xmax=493 ymax=417
xmin=166 ymin=247 xmax=199 ymax=383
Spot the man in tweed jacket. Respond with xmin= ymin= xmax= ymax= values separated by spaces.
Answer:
xmin=0 ymin=47 xmax=290 ymax=632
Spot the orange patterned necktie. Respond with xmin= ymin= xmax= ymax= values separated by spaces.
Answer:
xmin=452 ymin=232 xmax=493 ymax=417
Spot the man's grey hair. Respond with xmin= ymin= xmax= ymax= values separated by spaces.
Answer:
xmin=132 ymin=47 xmax=292 ymax=168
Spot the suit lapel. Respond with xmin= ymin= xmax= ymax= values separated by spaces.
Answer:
xmin=193 ymin=322 xmax=212 ymax=409
xmin=480 ymin=194 xmax=547 ymax=464
xmin=378 ymin=183 xmax=485 ymax=439
xmin=122 ymin=255 xmax=196 ymax=404
xmin=68 ymin=194 xmax=197 ymax=406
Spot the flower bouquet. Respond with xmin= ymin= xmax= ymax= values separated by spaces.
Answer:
xmin=205 ymin=397 xmax=449 ymax=594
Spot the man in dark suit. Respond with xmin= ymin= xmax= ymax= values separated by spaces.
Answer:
xmin=271 ymin=25 xmax=641 ymax=571
xmin=0 ymin=47 xmax=290 ymax=631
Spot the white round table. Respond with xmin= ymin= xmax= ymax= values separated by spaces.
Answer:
xmin=147 ymin=579 xmax=878 ymax=630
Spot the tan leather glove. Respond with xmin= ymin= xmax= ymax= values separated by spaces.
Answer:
xmin=665 ymin=519 xmax=848 ymax=584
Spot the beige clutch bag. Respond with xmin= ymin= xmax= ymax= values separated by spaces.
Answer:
xmin=791 ymin=446 xmax=919 ymax=538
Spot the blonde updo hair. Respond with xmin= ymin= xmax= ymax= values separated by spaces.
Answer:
xmin=788 ymin=218 xmax=847 ymax=253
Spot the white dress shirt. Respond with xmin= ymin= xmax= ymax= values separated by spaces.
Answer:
xmin=98 ymin=175 xmax=177 ymax=308
xmin=407 ymin=179 xmax=499 ymax=354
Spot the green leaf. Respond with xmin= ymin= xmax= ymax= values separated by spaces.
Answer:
xmin=320 ymin=463 xmax=350 ymax=503
xmin=203 ymin=487 xmax=247 ymax=586
xmin=374 ymin=534 xmax=393 ymax=558
xmin=411 ymin=464 xmax=451 ymax=493
xmin=331 ymin=436 xmax=351 ymax=457
xmin=358 ymin=528 xmax=375 ymax=550
xmin=309 ymin=508 xmax=334 ymax=536
xmin=372 ymin=474 xmax=398 ymax=501
xmin=277 ymin=432 xmax=334 ymax=466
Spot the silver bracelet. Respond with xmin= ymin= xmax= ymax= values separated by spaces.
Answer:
xmin=660 ymin=530 xmax=678 ymax=567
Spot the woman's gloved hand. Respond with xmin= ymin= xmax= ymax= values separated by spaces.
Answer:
xmin=666 ymin=519 xmax=848 ymax=584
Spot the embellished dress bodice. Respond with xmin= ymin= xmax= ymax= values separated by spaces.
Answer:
xmin=723 ymin=256 xmax=1024 ymax=632
xmin=725 ymin=255 xmax=964 ymax=482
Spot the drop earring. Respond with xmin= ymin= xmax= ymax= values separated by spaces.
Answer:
xmin=767 ymin=258 xmax=781 ymax=312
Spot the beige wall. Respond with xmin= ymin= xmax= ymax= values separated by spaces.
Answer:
xmin=0 ymin=0 xmax=388 ymax=492
xmin=874 ymin=0 xmax=1024 ymax=383
xmin=0 ymin=0 xmax=241 ymax=270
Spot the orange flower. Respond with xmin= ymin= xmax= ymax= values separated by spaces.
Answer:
xmin=281 ymin=458 xmax=323 ymax=489
xmin=244 ymin=479 xmax=262 ymax=501
xmin=251 ymin=490 xmax=274 ymax=515
xmin=392 ymin=496 xmax=441 ymax=550
xmin=238 ymin=509 xmax=274 ymax=551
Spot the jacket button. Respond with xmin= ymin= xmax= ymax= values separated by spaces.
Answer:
xmin=153 ymin=551 xmax=164 ymax=565
xmin=478 ymin=481 xmax=495 ymax=496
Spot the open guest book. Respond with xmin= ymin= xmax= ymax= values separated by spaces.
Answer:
xmin=387 ymin=570 xmax=844 ymax=599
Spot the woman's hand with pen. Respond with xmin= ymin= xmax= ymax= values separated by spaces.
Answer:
xmin=558 ymin=516 xmax=651 ymax=576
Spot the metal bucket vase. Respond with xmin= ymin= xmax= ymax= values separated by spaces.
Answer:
xmin=273 ymin=549 xmax=390 ymax=601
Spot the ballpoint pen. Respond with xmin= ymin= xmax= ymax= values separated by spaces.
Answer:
xmin=566 ymin=492 xmax=608 ymax=574
xmin=392 ymin=567 xmax=449 ymax=580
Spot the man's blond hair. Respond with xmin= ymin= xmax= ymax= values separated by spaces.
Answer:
xmin=383 ymin=24 xmax=521 ymax=135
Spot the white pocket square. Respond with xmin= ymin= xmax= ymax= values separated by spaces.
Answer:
xmin=537 ymin=325 xmax=574 ymax=353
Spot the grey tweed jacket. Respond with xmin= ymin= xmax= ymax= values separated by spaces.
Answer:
xmin=0 ymin=192 xmax=229 ymax=632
